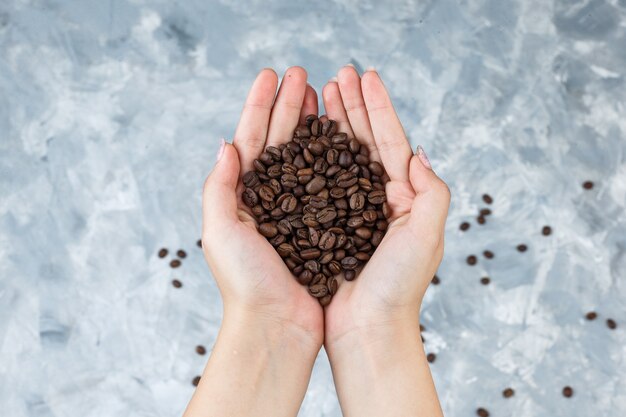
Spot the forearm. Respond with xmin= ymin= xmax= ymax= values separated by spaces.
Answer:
xmin=327 ymin=319 xmax=443 ymax=417
xmin=183 ymin=308 xmax=320 ymax=417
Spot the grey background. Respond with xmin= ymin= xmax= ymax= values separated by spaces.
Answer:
xmin=1 ymin=0 xmax=626 ymax=416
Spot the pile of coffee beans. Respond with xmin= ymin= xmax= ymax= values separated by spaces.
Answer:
xmin=241 ymin=115 xmax=390 ymax=305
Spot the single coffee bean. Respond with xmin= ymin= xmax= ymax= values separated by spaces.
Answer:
xmin=480 ymin=208 xmax=492 ymax=216
xmin=355 ymin=227 xmax=372 ymax=240
xmin=344 ymin=270 xmax=356 ymax=281
xmin=170 ymin=259 xmax=181 ymax=268
xmin=607 ymin=318 xmax=617 ymax=329
xmin=300 ymin=248 xmax=321 ymax=260
xmin=243 ymin=188 xmax=258 ymax=207
xmin=426 ymin=353 xmax=436 ymax=363
xmin=341 ymin=256 xmax=359 ymax=270
xmin=368 ymin=161 xmax=384 ymax=176
xmin=316 ymin=207 xmax=337 ymax=223
xmin=319 ymin=231 xmax=337 ymax=250
xmin=467 ymin=255 xmax=477 ymax=265
xmin=582 ymin=181 xmax=594 ymax=190
xmin=196 ymin=345 xmax=206 ymax=355
xmin=192 ymin=376 xmax=201 ymax=387
xmin=319 ymin=294 xmax=332 ymax=307
xmin=295 ymin=124 xmax=311 ymax=137
xmin=483 ymin=250 xmax=494 ymax=259
xmin=258 ymin=185 xmax=275 ymax=202
xmin=482 ymin=194 xmax=493 ymax=204
xmin=258 ymin=223 xmax=278 ymax=238
xmin=327 ymin=276 xmax=338 ymax=295
xmin=305 ymin=175 xmax=326 ymax=194
xmin=176 ymin=250 xmax=186 ymax=259
xmin=297 ymin=270 xmax=314 ymax=285
xmin=309 ymin=284 xmax=328 ymax=298
xmin=158 ymin=248 xmax=168 ymax=258
xmin=585 ymin=311 xmax=597 ymax=320
xmin=259 ymin=152 xmax=273 ymax=165
xmin=332 ymin=132 xmax=348 ymax=144
xmin=562 ymin=386 xmax=573 ymax=398
xmin=542 ymin=225 xmax=552 ymax=236
xmin=460 ymin=222 xmax=470 ymax=231
xmin=304 ymin=260 xmax=320 ymax=273
xmin=476 ymin=408 xmax=489 ymax=417
xmin=243 ymin=171 xmax=259 ymax=188
xmin=338 ymin=150 xmax=353 ymax=167
xmin=481 ymin=277 xmax=490 ymax=285
xmin=432 ymin=275 xmax=441 ymax=285
xmin=517 ymin=244 xmax=528 ymax=252
xmin=477 ymin=215 xmax=486 ymax=225
xmin=281 ymin=194 xmax=298 ymax=213
xmin=355 ymin=251 xmax=370 ymax=261
xmin=172 ymin=279 xmax=182 ymax=288
xmin=311 ymin=119 xmax=321 ymax=135
xmin=502 ymin=388 xmax=514 ymax=398
xmin=309 ymin=195 xmax=328 ymax=208
xmin=367 ymin=190 xmax=386 ymax=204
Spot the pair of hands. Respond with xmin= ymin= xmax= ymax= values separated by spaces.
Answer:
xmin=195 ymin=66 xmax=450 ymax=416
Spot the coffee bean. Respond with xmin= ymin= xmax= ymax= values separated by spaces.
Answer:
xmin=607 ymin=318 xmax=617 ymax=329
xmin=196 ymin=240 xmax=202 ymax=248
xmin=350 ymin=193 xmax=366 ymax=210
xmin=327 ymin=276 xmax=338 ymax=295
xmin=432 ymin=275 xmax=441 ymax=285
xmin=367 ymin=190 xmax=386 ymax=204
xmin=300 ymin=248 xmax=321 ymax=260
xmin=517 ymin=244 xmax=528 ymax=252
xmin=466 ymin=255 xmax=477 ymax=265
xmin=562 ymin=386 xmax=573 ymax=398
xmin=477 ymin=215 xmax=486 ymax=225
xmin=172 ymin=279 xmax=182 ymax=288
xmin=196 ymin=345 xmax=206 ymax=355
xmin=316 ymin=207 xmax=337 ymax=223
xmin=192 ymin=376 xmax=201 ymax=387
xmin=542 ymin=225 xmax=552 ymax=236
xmin=476 ymin=408 xmax=489 ymax=417
xmin=482 ymin=194 xmax=493 ymax=204
xmin=253 ymin=159 xmax=266 ymax=173
xmin=158 ymin=248 xmax=168 ymax=258
xmin=309 ymin=284 xmax=328 ymax=298
xmin=426 ymin=353 xmax=436 ymax=363
xmin=243 ymin=188 xmax=258 ymax=207
xmin=460 ymin=222 xmax=470 ymax=231
xmin=480 ymin=208 xmax=492 ymax=216
xmin=582 ymin=181 xmax=594 ymax=190
xmin=170 ymin=259 xmax=181 ymax=268
xmin=259 ymin=223 xmax=278 ymax=238
xmin=368 ymin=161 xmax=384 ymax=176
xmin=243 ymin=171 xmax=260 ymax=188
xmin=502 ymin=388 xmax=514 ymax=398
xmin=585 ymin=311 xmax=597 ymax=320
xmin=483 ymin=250 xmax=494 ymax=259
xmin=480 ymin=277 xmax=490 ymax=285
xmin=297 ymin=270 xmax=314 ymax=285
xmin=319 ymin=294 xmax=332 ymax=306
xmin=177 ymin=250 xmax=187 ymax=259
xmin=281 ymin=194 xmax=298 ymax=213
xmin=344 ymin=270 xmax=356 ymax=281
xmin=341 ymin=256 xmax=359 ymax=270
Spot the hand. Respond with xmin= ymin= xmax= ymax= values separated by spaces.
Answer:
xmin=201 ymin=67 xmax=323 ymax=350
xmin=185 ymin=68 xmax=324 ymax=417
xmin=320 ymin=66 xmax=449 ymax=417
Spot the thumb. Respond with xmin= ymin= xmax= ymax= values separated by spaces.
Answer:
xmin=408 ymin=148 xmax=450 ymax=233
xmin=202 ymin=140 xmax=241 ymax=228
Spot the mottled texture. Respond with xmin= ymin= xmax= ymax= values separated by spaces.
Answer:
xmin=1 ymin=0 xmax=625 ymax=416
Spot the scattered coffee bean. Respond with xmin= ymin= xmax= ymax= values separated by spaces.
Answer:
xmin=420 ymin=324 xmax=425 ymax=332
xmin=482 ymin=194 xmax=493 ymax=204
xmin=607 ymin=318 xmax=617 ymax=329
xmin=483 ymin=250 xmax=494 ymax=259
xmin=427 ymin=353 xmax=436 ymax=363
xmin=172 ymin=279 xmax=182 ymax=288
xmin=177 ymin=250 xmax=187 ymax=259
xmin=432 ymin=275 xmax=441 ymax=285
xmin=542 ymin=226 xmax=552 ymax=236
xmin=503 ymin=388 xmax=515 ymax=398
xmin=170 ymin=259 xmax=181 ymax=268
xmin=585 ymin=311 xmax=597 ymax=320
xmin=562 ymin=386 xmax=573 ymax=398
xmin=196 ymin=239 xmax=202 ymax=248
xmin=480 ymin=208 xmax=492 ymax=216
xmin=467 ymin=255 xmax=478 ymax=265
xmin=241 ymin=116 xmax=389 ymax=304
xmin=476 ymin=408 xmax=490 ymax=417
xmin=158 ymin=248 xmax=168 ymax=258
xmin=460 ymin=222 xmax=470 ymax=231
xmin=477 ymin=215 xmax=486 ymax=225
xmin=196 ymin=345 xmax=206 ymax=355
xmin=192 ymin=376 xmax=201 ymax=386
xmin=517 ymin=244 xmax=528 ymax=252
xmin=582 ymin=181 xmax=594 ymax=190
xmin=480 ymin=277 xmax=490 ymax=285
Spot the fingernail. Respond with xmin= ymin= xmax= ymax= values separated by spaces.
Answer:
xmin=416 ymin=145 xmax=432 ymax=169
xmin=345 ymin=63 xmax=355 ymax=68
xmin=365 ymin=66 xmax=376 ymax=72
xmin=329 ymin=76 xmax=338 ymax=82
xmin=216 ymin=138 xmax=226 ymax=162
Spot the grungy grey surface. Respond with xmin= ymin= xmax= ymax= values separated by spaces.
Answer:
xmin=1 ymin=0 xmax=626 ymax=416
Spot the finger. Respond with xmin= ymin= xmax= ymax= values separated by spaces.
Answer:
xmin=336 ymin=65 xmax=380 ymax=161
xmin=299 ymin=84 xmax=318 ymax=124
xmin=203 ymin=142 xmax=240 ymax=231
xmin=408 ymin=154 xmax=450 ymax=231
xmin=321 ymin=80 xmax=355 ymax=139
xmin=361 ymin=69 xmax=413 ymax=182
xmin=233 ymin=69 xmax=279 ymax=172
xmin=265 ymin=66 xmax=308 ymax=148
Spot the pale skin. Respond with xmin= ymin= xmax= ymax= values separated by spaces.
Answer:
xmin=183 ymin=66 xmax=449 ymax=417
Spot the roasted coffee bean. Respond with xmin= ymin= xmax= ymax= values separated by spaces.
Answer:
xmin=480 ymin=277 xmax=490 ymax=285
xmin=607 ymin=319 xmax=617 ymax=329
xmin=295 ymin=124 xmax=311 ymax=137
xmin=281 ymin=194 xmax=298 ymax=213
xmin=305 ymin=175 xmax=326 ymax=194
xmin=371 ymin=230 xmax=384 ymax=246
xmin=300 ymin=248 xmax=321 ymax=260
xmin=502 ymin=388 xmax=514 ymax=398
xmin=350 ymin=193 xmax=366 ymax=210
xmin=319 ymin=294 xmax=332 ymax=307
xmin=172 ymin=279 xmax=182 ymax=288
xmin=253 ymin=159 xmax=266 ymax=173
xmin=277 ymin=219 xmax=292 ymax=235
xmin=176 ymin=250 xmax=186 ymax=259
xmin=192 ymin=376 xmax=201 ymax=386
xmin=338 ymin=150 xmax=353 ymax=167
xmin=332 ymin=132 xmax=348 ymax=144
xmin=355 ymin=227 xmax=372 ymax=240
xmin=517 ymin=244 xmax=528 ymax=252
xmin=432 ymin=275 xmax=441 ymax=285
xmin=297 ymin=270 xmax=314 ymax=285
xmin=368 ymin=161 xmax=384 ymax=176
xmin=477 ymin=215 xmax=486 ymax=225
xmin=427 ymin=353 xmax=436 ymax=363
xmin=368 ymin=190 xmax=386 ymax=204
xmin=341 ymin=256 xmax=359 ymax=270
xmin=585 ymin=311 xmax=597 ymax=320
xmin=158 ymin=248 xmax=168 ymax=258
xmin=309 ymin=284 xmax=328 ymax=298
xmin=259 ymin=152 xmax=273 ymax=165
xmin=259 ymin=223 xmax=278 ymax=238
xmin=467 ymin=255 xmax=478 ymax=265
xmin=304 ymin=260 xmax=321 ymax=273
xmin=243 ymin=188 xmax=258 ymax=207
xmin=319 ymin=231 xmax=337 ymax=250
xmin=476 ymin=408 xmax=489 ymax=417
xmin=277 ymin=243 xmax=295 ymax=257
xmin=170 ymin=259 xmax=181 ymax=268
xmin=327 ymin=276 xmax=338 ymax=295
xmin=583 ymin=181 xmax=594 ymax=190
xmin=355 ymin=252 xmax=370 ymax=261
xmin=316 ymin=207 xmax=337 ymax=223
xmin=483 ymin=250 xmax=494 ymax=259
xmin=243 ymin=171 xmax=260 ymax=188
xmin=562 ymin=386 xmax=573 ymax=398
xmin=344 ymin=270 xmax=356 ymax=281
xmin=319 ymin=251 xmax=334 ymax=264
xmin=542 ymin=225 xmax=552 ymax=236
xmin=460 ymin=222 xmax=470 ymax=231
xmin=482 ymin=194 xmax=493 ymax=204
xmin=258 ymin=185 xmax=275 ymax=201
